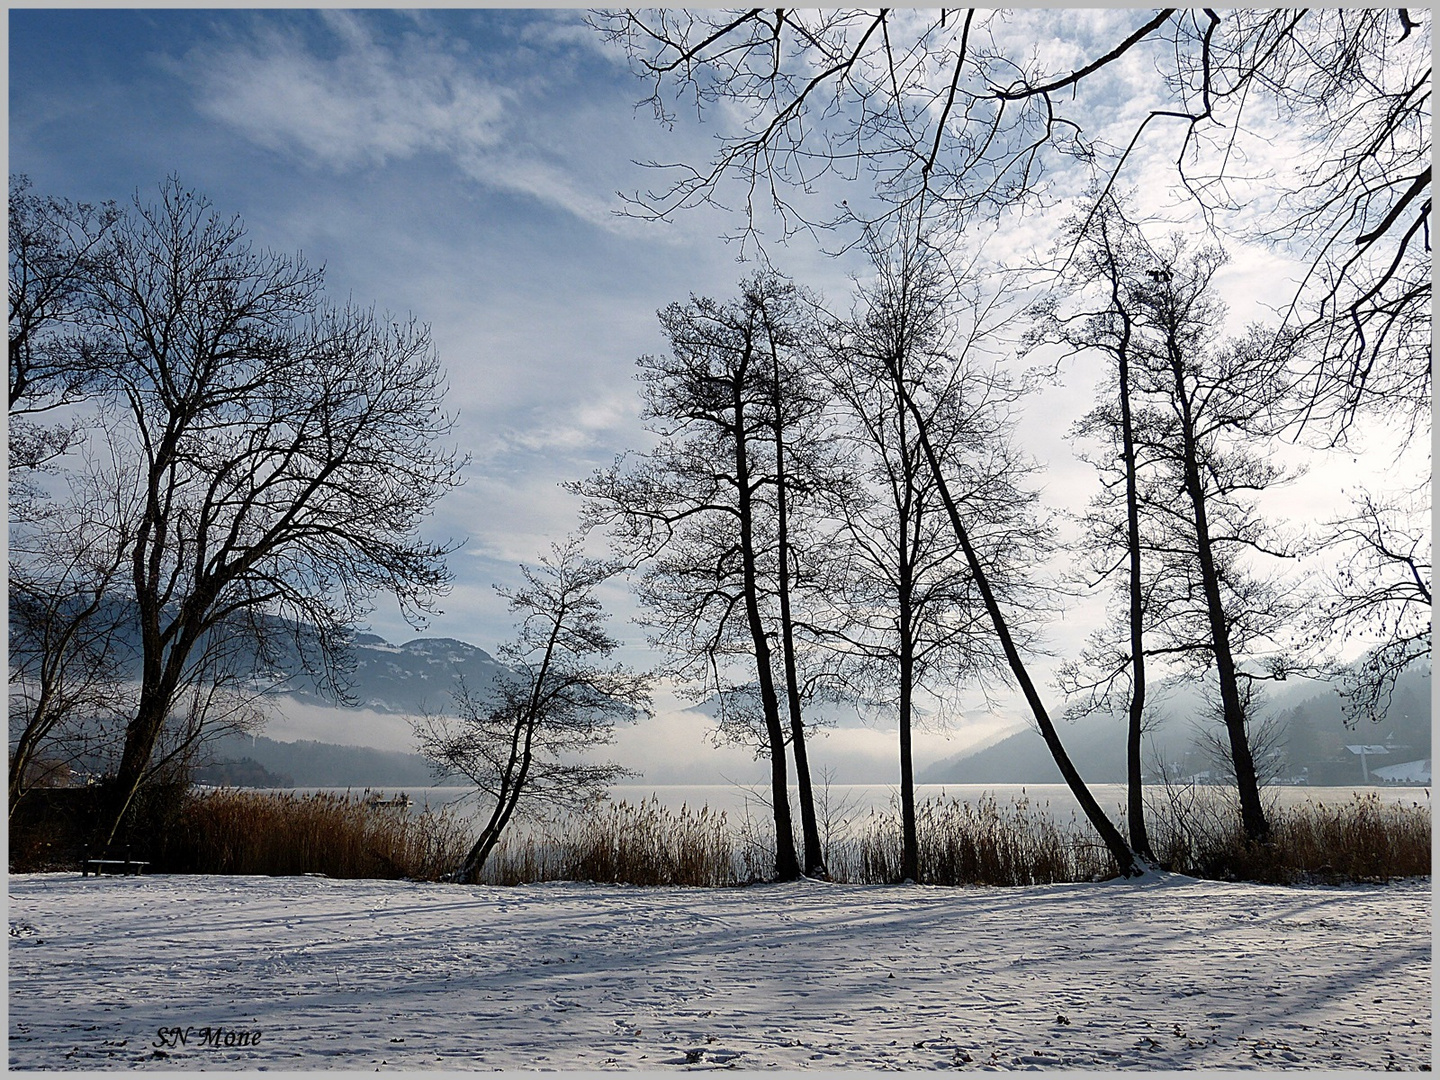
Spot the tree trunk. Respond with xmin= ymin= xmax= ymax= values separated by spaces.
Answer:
xmin=456 ymin=618 xmax=563 ymax=883
xmin=768 ymin=349 xmax=825 ymax=877
xmin=457 ymin=792 xmax=513 ymax=884
xmin=734 ymin=376 xmax=801 ymax=881
xmin=102 ymin=685 xmax=174 ymax=848
xmin=102 ymin=584 xmax=201 ymax=846
xmin=893 ymin=378 xmax=1144 ymax=877
xmin=898 ymin=613 xmax=919 ymax=883
xmin=457 ymin=763 xmax=533 ymax=885
xmin=9 ymin=691 xmax=52 ymax=819
xmin=455 ymin=716 xmax=530 ymax=883
xmin=1112 ymin=278 xmax=1154 ymax=860
xmin=1167 ymin=352 xmax=1270 ymax=844
xmin=777 ymin=554 xmax=825 ymax=877
xmin=892 ymin=356 xmax=921 ymax=883
xmin=896 ymin=440 xmax=919 ymax=882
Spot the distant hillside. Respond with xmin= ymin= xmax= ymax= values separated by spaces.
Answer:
xmin=920 ymin=668 xmax=1431 ymax=786
xmin=918 ymin=711 xmax=1138 ymax=785
xmin=203 ymin=732 xmax=460 ymax=789
xmin=208 ymin=632 xmax=512 ymax=786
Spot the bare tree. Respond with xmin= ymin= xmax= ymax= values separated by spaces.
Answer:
xmin=1175 ymin=11 xmax=1431 ymax=435
xmin=821 ymin=230 xmax=1047 ymax=881
xmin=595 ymin=10 xmax=1429 ymax=430
xmin=823 ymin=227 xmax=1143 ymax=874
xmin=1030 ymin=195 xmax=1157 ymax=858
xmin=575 ymin=274 xmax=819 ymax=880
xmin=85 ymin=179 xmax=463 ymax=843
xmin=1125 ymin=241 xmax=1308 ymax=844
xmin=8 ymin=455 xmax=133 ymax=814
xmin=1308 ymin=482 xmax=1431 ymax=727
xmin=9 ymin=176 xmax=127 ymax=814
xmin=592 ymin=9 xmax=1418 ymax=865
xmin=884 ymin=349 xmax=1144 ymax=875
xmin=747 ymin=276 xmax=840 ymax=877
xmin=414 ymin=540 xmax=649 ymax=884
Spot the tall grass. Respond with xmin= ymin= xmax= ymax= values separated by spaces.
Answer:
xmin=1145 ymin=787 xmax=1431 ymax=884
xmin=827 ymin=794 xmax=1115 ymax=885
xmin=155 ymin=789 xmax=471 ymax=881
xmin=483 ymin=800 xmax=736 ymax=887
xmin=67 ymin=784 xmax=1428 ymax=888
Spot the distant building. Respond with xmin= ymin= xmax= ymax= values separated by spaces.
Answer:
xmin=1343 ymin=744 xmax=1391 ymax=782
xmin=20 ymin=758 xmax=72 ymax=788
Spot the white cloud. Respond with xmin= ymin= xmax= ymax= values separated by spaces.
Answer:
xmin=259 ymin=697 xmax=417 ymax=754
xmin=181 ymin=13 xmax=508 ymax=172
xmin=172 ymin=12 xmax=642 ymax=231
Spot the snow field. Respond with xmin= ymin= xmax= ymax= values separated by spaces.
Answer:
xmin=7 ymin=871 xmax=1431 ymax=1070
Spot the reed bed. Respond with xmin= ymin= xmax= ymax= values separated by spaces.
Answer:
xmin=1145 ymin=788 xmax=1431 ymax=884
xmin=482 ymin=799 xmax=737 ymax=887
xmin=156 ymin=789 xmax=471 ymax=881
xmin=826 ymin=794 xmax=1115 ymax=885
xmin=100 ymin=785 xmax=1430 ymax=888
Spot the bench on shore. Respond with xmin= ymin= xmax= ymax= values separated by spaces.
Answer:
xmin=81 ymin=852 xmax=150 ymax=877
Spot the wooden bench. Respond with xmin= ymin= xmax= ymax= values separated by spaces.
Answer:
xmin=81 ymin=855 xmax=150 ymax=877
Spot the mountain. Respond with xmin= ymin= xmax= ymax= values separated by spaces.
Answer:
xmin=920 ymin=668 xmax=1432 ymax=786
xmin=12 ymin=596 xmax=513 ymax=717
xmin=198 ymin=634 xmax=514 ymax=786
xmin=196 ymin=631 xmax=512 ymax=787
xmin=278 ymin=634 xmax=512 ymax=715
xmin=201 ymin=732 xmax=458 ymax=789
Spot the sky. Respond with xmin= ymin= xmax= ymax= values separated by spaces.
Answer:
xmin=9 ymin=9 xmax=1425 ymax=784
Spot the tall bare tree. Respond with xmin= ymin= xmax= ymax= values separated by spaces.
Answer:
xmin=746 ymin=276 xmax=838 ymax=877
xmin=1125 ymin=241 xmax=1306 ymax=844
xmin=884 ymin=351 xmax=1145 ymax=876
xmin=1029 ymin=195 xmax=1157 ymax=859
xmin=576 ymin=273 xmax=832 ymax=880
xmin=84 ymin=180 xmax=462 ymax=843
xmin=821 ymin=232 xmax=1046 ymax=881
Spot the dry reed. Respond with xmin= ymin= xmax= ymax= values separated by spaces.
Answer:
xmin=826 ymin=794 xmax=1116 ymax=885
xmin=157 ymin=789 xmax=470 ymax=880
xmin=136 ymin=785 xmax=1428 ymax=888
xmin=1145 ymin=788 xmax=1431 ymax=884
xmin=482 ymin=799 xmax=736 ymax=887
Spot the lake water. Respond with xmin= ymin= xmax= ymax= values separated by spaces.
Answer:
xmin=304 ymin=781 xmax=1431 ymax=833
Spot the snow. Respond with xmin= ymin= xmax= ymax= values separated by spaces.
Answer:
xmin=8 ymin=872 xmax=1430 ymax=1070
xmin=1374 ymin=760 xmax=1433 ymax=785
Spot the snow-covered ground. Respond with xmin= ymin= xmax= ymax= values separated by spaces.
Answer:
xmin=8 ymin=872 xmax=1430 ymax=1070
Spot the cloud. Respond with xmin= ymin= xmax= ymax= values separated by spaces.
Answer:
xmin=180 ymin=12 xmax=509 ymax=172
xmin=171 ymin=12 xmax=638 ymax=230
xmin=260 ymin=697 xmax=417 ymax=754
xmin=498 ymin=394 xmax=637 ymax=455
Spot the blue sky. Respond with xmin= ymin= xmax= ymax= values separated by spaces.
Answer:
xmin=11 ymin=9 xmax=1421 ymax=781
xmin=11 ymin=8 xmax=899 ymax=778
xmin=11 ymin=9 xmax=861 ymax=650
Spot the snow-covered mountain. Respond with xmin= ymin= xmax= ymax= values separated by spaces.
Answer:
xmin=228 ymin=633 xmax=514 ymax=776
xmin=279 ymin=633 xmax=512 ymax=715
